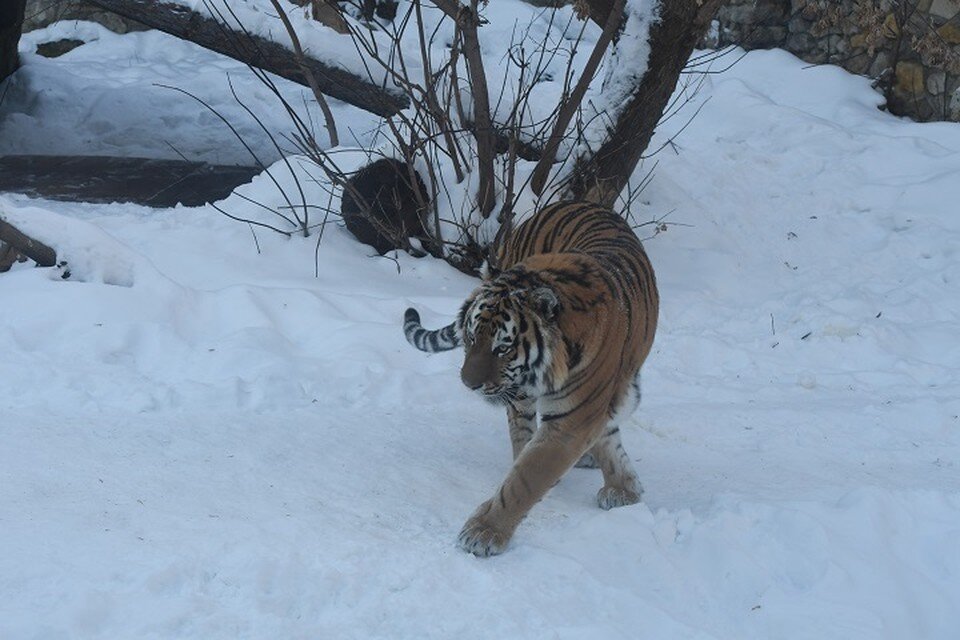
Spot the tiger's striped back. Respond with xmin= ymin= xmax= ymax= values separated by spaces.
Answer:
xmin=495 ymin=201 xmax=659 ymax=376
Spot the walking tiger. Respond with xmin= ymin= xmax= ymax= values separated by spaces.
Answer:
xmin=404 ymin=201 xmax=659 ymax=556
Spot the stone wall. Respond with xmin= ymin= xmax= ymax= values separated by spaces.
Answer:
xmin=707 ymin=0 xmax=960 ymax=122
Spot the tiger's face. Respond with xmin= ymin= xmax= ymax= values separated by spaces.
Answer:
xmin=457 ymin=277 xmax=560 ymax=404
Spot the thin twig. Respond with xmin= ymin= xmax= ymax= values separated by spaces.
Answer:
xmin=266 ymin=0 xmax=340 ymax=146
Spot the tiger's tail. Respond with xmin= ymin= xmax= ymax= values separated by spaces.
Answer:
xmin=404 ymin=308 xmax=462 ymax=352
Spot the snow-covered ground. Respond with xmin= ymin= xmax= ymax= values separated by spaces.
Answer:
xmin=2 ymin=9 xmax=960 ymax=640
xmin=0 ymin=21 xmax=376 ymax=165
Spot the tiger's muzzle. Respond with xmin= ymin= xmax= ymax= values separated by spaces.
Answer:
xmin=460 ymin=333 xmax=500 ymax=393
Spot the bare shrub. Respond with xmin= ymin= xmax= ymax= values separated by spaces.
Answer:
xmin=201 ymin=0 xmax=724 ymax=272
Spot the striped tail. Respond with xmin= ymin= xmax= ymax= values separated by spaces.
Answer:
xmin=404 ymin=308 xmax=462 ymax=352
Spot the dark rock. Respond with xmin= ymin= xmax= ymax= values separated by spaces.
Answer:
xmin=0 ymin=155 xmax=260 ymax=207
xmin=742 ymin=25 xmax=788 ymax=48
xmin=36 ymin=38 xmax=86 ymax=58
xmin=869 ymin=50 xmax=894 ymax=78
xmin=787 ymin=15 xmax=812 ymax=36
xmin=750 ymin=0 xmax=790 ymax=25
xmin=717 ymin=5 xmax=760 ymax=25
xmin=350 ymin=0 xmax=399 ymax=22
xmin=785 ymin=32 xmax=815 ymax=53
xmin=375 ymin=1 xmax=398 ymax=20
xmin=843 ymin=52 xmax=872 ymax=76
xmin=340 ymin=158 xmax=431 ymax=255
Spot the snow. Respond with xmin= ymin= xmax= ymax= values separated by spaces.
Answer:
xmin=599 ymin=0 xmax=658 ymax=112
xmin=167 ymin=0 xmax=610 ymax=161
xmin=1 ymin=21 xmax=375 ymax=164
xmin=2 ymin=5 xmax=960 ymax=639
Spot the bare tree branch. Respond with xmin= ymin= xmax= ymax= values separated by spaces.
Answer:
xmin=529 ymin=0 xmax=624 ymax=196
xmin=266 ymin=0 xmax=339 ymax=146
xmin=433 ymin=0 xmax=496 ymax=218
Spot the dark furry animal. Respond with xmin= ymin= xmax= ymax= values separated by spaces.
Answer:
xmin=340 ymin=158 xmax=429 ymax=255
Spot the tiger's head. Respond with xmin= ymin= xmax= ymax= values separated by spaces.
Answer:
xmin=456 ymin=266 xmax=562 ymax=404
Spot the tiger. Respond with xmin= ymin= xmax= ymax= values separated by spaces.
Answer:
xmin=403 ymin=201 xmax=659 ymax=556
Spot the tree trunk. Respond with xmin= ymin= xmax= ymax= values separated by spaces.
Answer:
xmin=566 ymin=0 xmax=725 ymax=207
xmin=85 ymin=0 xmax=407 ymax=117
xmin=0 ymin=0 xmax=25 ymax=83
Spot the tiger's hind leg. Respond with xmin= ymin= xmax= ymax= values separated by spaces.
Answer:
xmin=592 ymin=373 xmax=644 ymax=508
xmin=506 ymin=398 xmax=536 ymax=460
xmin=577 ymin=374 xmax=641 ymax=470
xmin=592 ymin=424 xmax=643 ymax=510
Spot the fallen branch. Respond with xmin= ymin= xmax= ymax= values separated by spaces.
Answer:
xmin=0 ymin=218 xmax=57 ymax=268
xmin=85 ymin=0 xmax=407 ymax=117
xmin=0 ymin=243 xmax=23 ymax=272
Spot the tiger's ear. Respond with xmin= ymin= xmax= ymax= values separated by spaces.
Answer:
xmin=531 ymin=286 xmax=560 ymax=321
xmin=479 ymin=260 xmax=500 ymax=281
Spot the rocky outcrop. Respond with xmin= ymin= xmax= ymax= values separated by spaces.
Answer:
xmin=707 ymin=0 xmax=960 ymax=122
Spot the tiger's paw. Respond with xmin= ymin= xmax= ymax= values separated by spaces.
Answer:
xmin=457 ymin=516 xmax=511 ymax=557
xmin=597 ymin=483 xmax=643 ymax=510
xmin=575 ymin=452 xmax=599 ymax=469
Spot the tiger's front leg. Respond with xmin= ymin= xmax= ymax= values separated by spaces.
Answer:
xmin=457 ymin=416 xmax=603 ymax=556
xmin=506 ymin=398 xmax=537 ymax=460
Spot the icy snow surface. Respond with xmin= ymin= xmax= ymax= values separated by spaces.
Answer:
xmin=2 ymin=16 xmax=960 ymax=640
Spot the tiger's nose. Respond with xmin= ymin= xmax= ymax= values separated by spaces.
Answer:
xmin=461 ymin=358 xmax=489 ymax=390
xmin=461 ymin=341 xmax=493 ymax=391
xmin=460 ymin=369 xmax=484 ymax=390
